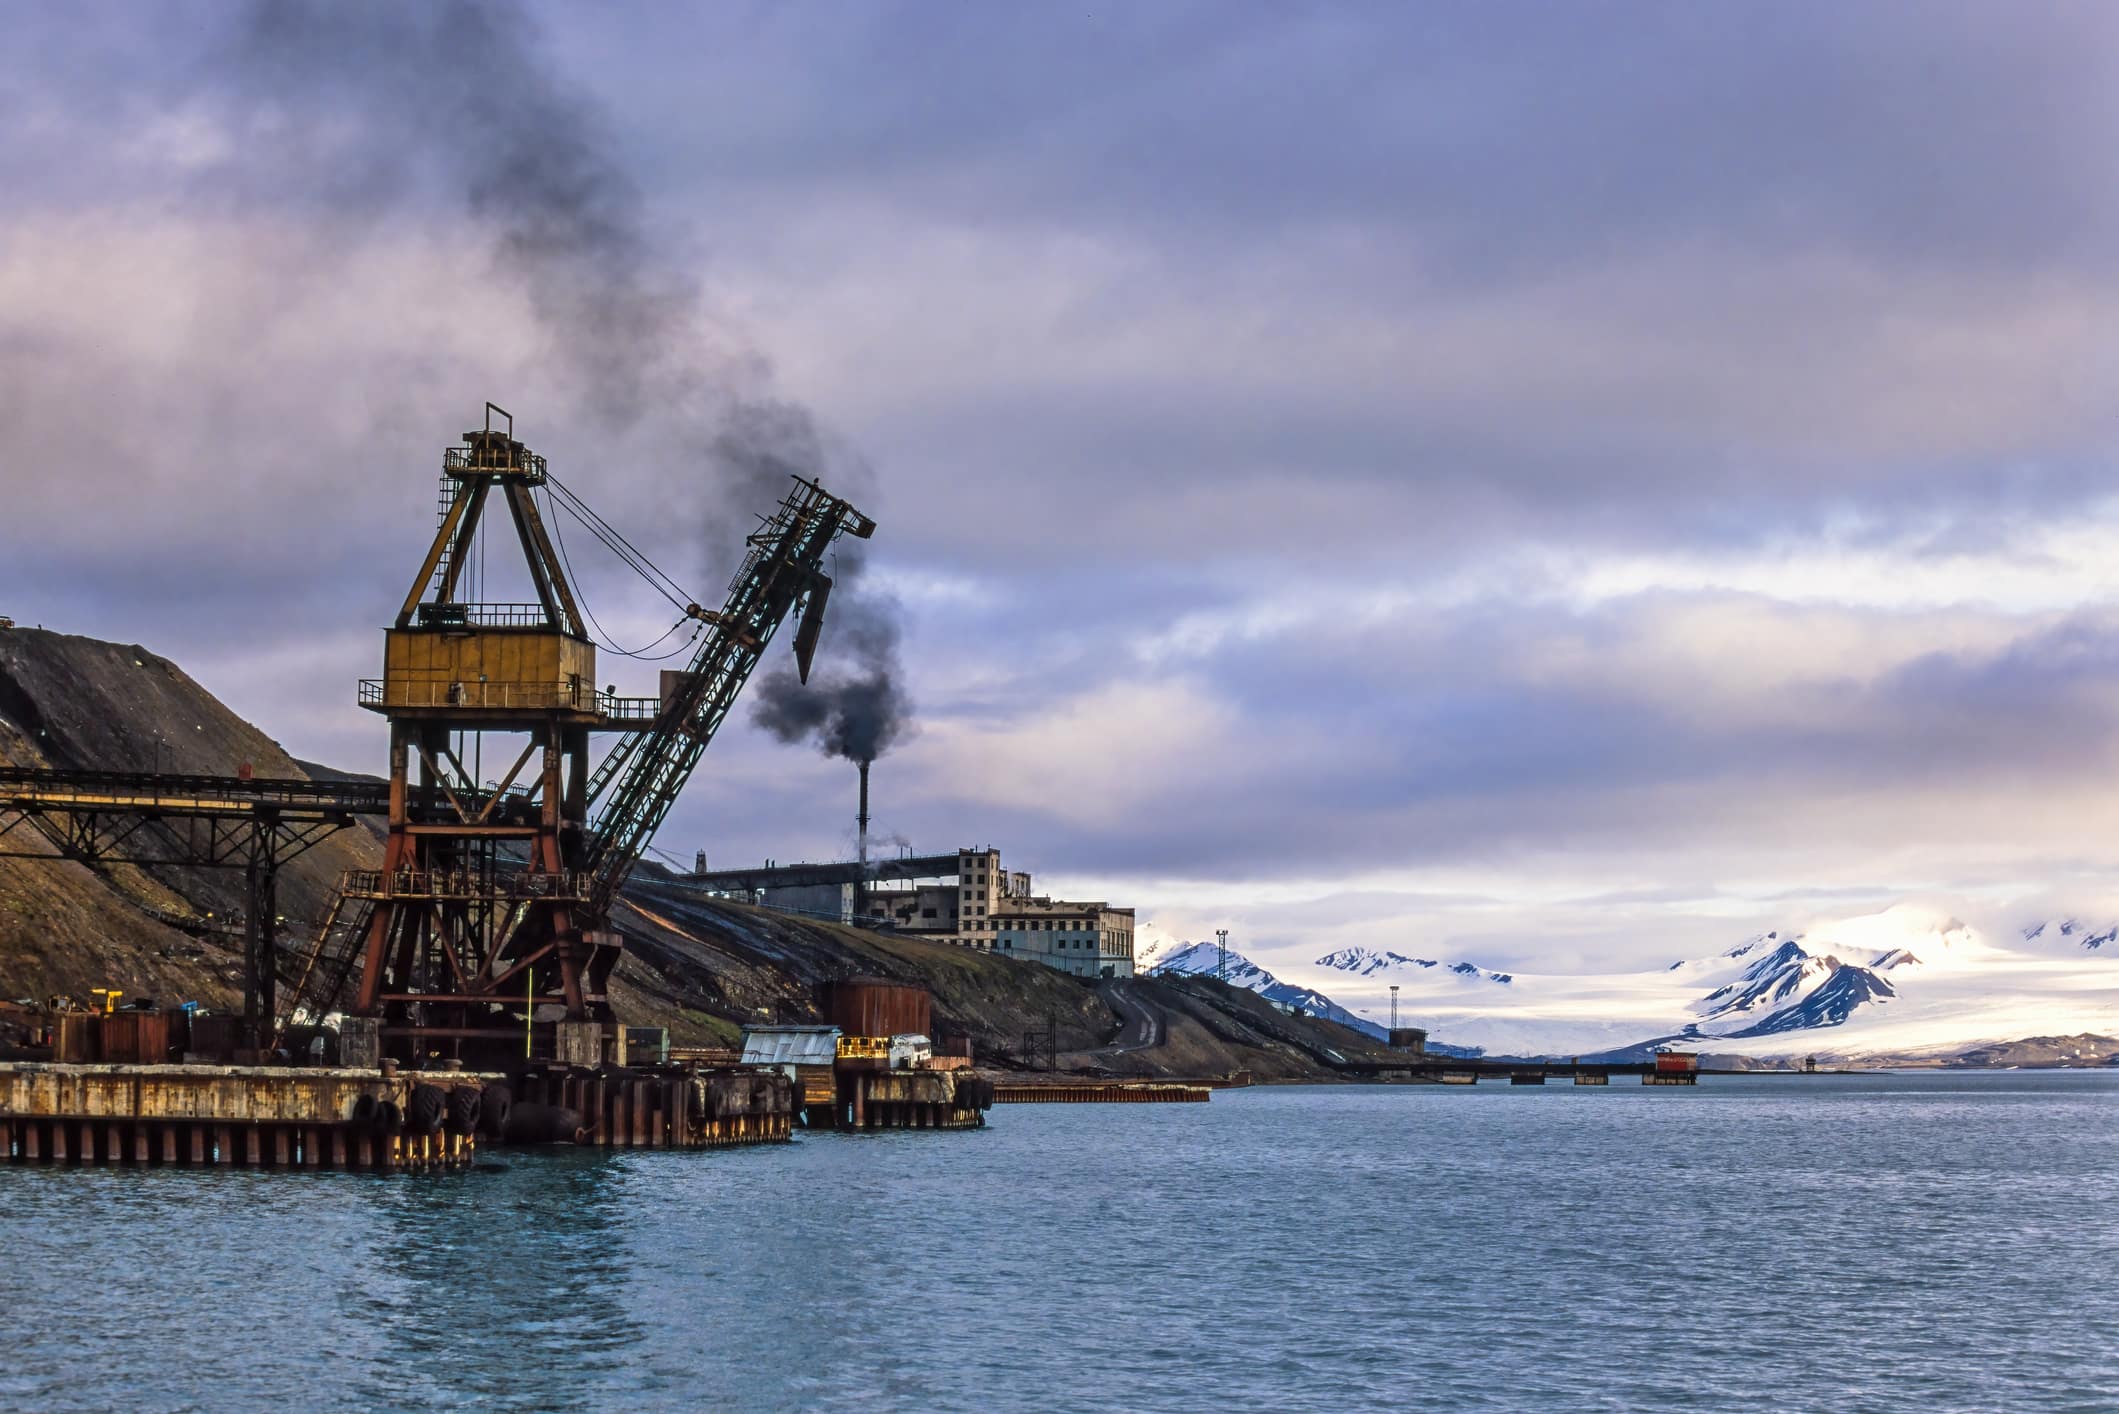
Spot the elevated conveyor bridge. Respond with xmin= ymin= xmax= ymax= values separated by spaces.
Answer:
xmin=0 ymin=765 xmax=389 ymax=1045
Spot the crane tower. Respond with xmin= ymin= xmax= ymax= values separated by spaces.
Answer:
xmin=298 ymin=404 xmax=872 ymax=1066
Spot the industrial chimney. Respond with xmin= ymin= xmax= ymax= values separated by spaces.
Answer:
xmin=857 ymin=760 xmax=871 ymax=867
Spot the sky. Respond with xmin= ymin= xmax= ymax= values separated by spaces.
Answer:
xmin=6 ymin=1 xmax=2119 ymax=973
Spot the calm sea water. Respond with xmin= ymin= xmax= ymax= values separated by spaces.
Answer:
xmin=4 ymin=1073 xmax=2116 ymax=1412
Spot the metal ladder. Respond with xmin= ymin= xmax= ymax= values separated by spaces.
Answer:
xmin=275 ymin=887 xmax=375 ymax=1037
xmin=428 ymin=475 xmax=461 ymax=600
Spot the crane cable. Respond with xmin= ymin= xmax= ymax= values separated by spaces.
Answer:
xmin=544 ymin=472 xmax=695 ymax=612
xmin=540 ymin=481 xmax=705 ymax=660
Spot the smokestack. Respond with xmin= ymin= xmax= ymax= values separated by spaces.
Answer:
xmin=857 ymin=760 xmax=871 ymax=866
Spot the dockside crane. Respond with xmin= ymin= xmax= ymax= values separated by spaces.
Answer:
xmin=279 ymin=407 xmax=872 ymax=1065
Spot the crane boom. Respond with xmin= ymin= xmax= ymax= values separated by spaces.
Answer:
xmin=579 ymin=475 xmax=874 ymax=918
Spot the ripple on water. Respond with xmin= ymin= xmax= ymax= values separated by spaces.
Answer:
xmin=2 ymin=1073 xmax=2116 ymax=1411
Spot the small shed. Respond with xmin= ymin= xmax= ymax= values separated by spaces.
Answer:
xmin=741 ymin=1024 xmax=840 ymax=1107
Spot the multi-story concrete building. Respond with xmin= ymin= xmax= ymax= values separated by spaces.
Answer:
xmin=991 ymin=897 xmax=1137 ymax=979
xmin=687 ymin=845 xmax=1135 ymax=978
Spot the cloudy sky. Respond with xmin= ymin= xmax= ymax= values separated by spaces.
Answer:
xmin=7 ymin=2 xmax=2119 ymax=972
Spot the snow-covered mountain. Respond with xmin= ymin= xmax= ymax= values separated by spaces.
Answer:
xmin=1149 ymin=940 xmax=1385 ymax=1038
xmin=1145 ymin=940 xmax=1481 ymax=1054
xmin=1314 ymin=946 xmax=1514 ymax=985
xmin=2023 ymin=919 xmax=2119 ymax=951
xmin=1288 ymin=906 xmax=2119 ymax=1060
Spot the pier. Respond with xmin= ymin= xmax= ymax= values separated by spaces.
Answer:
xmin=0 ymin=1061 xmax=494 ymax=1171
xmin=0 ymin=1058 xmax=816 ymax=1170
xmin=993 ymin=1081 xmax=1211 ymax=1103
xmin=1357 ymin=1051 xmax=1703 ymax=1086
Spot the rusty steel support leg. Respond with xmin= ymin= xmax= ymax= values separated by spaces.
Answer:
xmin=243 ymin=842 xmax=283 ymax=1054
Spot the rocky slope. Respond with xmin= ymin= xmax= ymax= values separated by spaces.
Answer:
xmin=0 ymin=629 xmax=381 ymax=1007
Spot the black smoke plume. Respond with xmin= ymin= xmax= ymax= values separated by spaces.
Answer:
xmin=221 ymin=0 xmax=850 ymax=568
xmin=222 ymin=1 xmax=914 ymax=758
xmin=749 ymin=556 xmax=913 ymax=767
xmin=718 ymin=399 xmax=912 ymax=764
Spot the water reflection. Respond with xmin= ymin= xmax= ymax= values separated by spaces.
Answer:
xmin=340 ymin=1152 xmax=649 ymax=1409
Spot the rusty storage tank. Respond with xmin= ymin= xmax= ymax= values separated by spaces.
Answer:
xmin=1387 ymin=1027 xmax=1428 ymax=1053
xmin=826 ymin=977 xmax=932 ymax=1038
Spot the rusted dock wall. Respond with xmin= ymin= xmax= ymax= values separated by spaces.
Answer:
xmin=510 ymin=1067 xmax=797 ymax=1149
xmin=816 ymin=1068 xmax=992 ymax=1130
xmin=0 ymin=1063 xmax=494 ymax=1171
xmin=0 ymin=1062 xmax=811 ymax=1170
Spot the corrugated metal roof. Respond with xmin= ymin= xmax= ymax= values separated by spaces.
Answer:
xmin=740 ymin=1025 xmax=840 ymax=1066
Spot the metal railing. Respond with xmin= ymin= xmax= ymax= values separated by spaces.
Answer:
xmin=0 ymin=764 xmax=390 ymax=815
xmin=357 ymin=679 xmax=661 ymax=720
xmin=413 ymin=602 xmax=555 ymax=629
xmin=338 ymin=868 xmax=593 ymax=901
xmin=444 ymin=445 xmax=547 ymax=481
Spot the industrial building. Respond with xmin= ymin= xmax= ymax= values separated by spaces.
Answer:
xmin=685 ymin=846 xmax=1137 ymax=978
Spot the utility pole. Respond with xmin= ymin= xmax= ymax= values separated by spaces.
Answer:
xmin=1216 ymin=928 xmax=1229 ymax=984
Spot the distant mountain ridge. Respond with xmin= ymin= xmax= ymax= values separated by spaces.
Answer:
xmin=2023 ymin=920 xmax=2119 ymax=951
xmin=1250 ymin=907 xmax=2119 ymax=1060
xmin=1147 ymin=940 xmax=1483 ymax=1056
xmin=1314 ymin=946 xmax=1513 ymax=985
